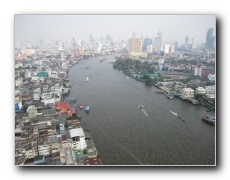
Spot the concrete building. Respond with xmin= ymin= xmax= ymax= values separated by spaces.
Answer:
xmin=181 ymin=88 xmax=194 ymax=99
xmin=43 ymin=94 xmax=55 ymax=107
xmin=205 ymin=85 xmax=215 ymax=98
xmin=154 ymin=36 xmax=163 ymax=51
xmin=15 ymin=78 xmax=23 ymax=87
xmin=192 ymin=37 xmax=197 ymax=49
xmin=128 ymin=38 xmax=142 ymax=53
xmin=15 ymin=96 xmax=23 ymax=111
xmin=38 ymin=144 xmax=50 ymax=156
xmin=147 ymin=44 xmax=153 ymax=53
xmin=195 ymin=87 xmax=206 ymax=94
xmin=127 ymin=37 xmax=148 ymax=57
xmin=70 ymin=128 xmax=87 ymax=151
xmin=164 ymin=44 xmax=170 ymax=53
xmin=158 ymin=58 xmax=165 ymax=64
xmin=194 ymin=66 xmax=202 ymax=77
xmin=27 ymin=105 xmax=38 ymax=118
xmin=59 ymin=124 xmax=65 ymax=135
xmin=33 ymin=88 xmax=41 ymax=100
xmin=184 ymin=36 xmax=189 ymax=48
xmin=205 ymin=28 xmax=215 ymax=49
xmin=208 ymin=74 xmax=215 ymax=82
xmin=142 ymin=38 xmax=152 ymax=51
xmin=169 ymin=45 xmax=175 ymax=53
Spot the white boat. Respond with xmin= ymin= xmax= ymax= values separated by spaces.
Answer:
xmin=139 ymin=104 xmax=144 ymax=108
xmin=85 ymin=77 xmax=89 ymax=82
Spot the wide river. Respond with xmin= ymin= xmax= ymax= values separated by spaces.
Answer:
xmin=68 ymin=54 xmax=215 ymax=165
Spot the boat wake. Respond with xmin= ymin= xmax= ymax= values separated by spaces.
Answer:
xmin=169 ymin=110 xmax=186 ymax=122
xmin=142 ymin=108 xmax=148 ymax=117
xmin=169 ymin=110 xmax=178 ymax=116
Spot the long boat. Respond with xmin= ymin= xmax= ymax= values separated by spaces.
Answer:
xmin=100 ymin=58 xmax=106 ymax=62
xmin=202 ymin=117 xmax=215 ymax=125
xmin=79 ymin=103 xmax=83 ymax=109
xmin=65 ymin=97 xmax=77 ymax=102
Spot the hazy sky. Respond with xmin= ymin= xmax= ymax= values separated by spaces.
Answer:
xmin=15 ymin=15 xmax=215 ymax=44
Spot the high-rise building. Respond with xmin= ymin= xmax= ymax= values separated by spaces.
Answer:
xmin=133 ymin=32 xmax=136 ymax=38
xmin=128 ymin=38 xmax=142 ymax=52
xmin=72 ymin=37 xmax=77 ymax=48
xmin=174 ymin=41 xmax=180 ymax=49
xmin=154 ymin=37 xmax=163 ymax=51
xmin=164 ymin=44 xmax=170 ymax=53
xmin=205 ymin=28 xmax=215 ymax=49
xmin=89 ymin=35 xmax=94 ymax=44
xmin=142 ymin=38 xmax=152 ymax=51
xmin=169 ymin=45 xmax=175 ymax=53
xmin=128 ymin=36 xmax=147 ymax=57
xmin=157 ymin=31 xmax=162 ymax=38
xmin=184 ymin=36 xmax=189 ymax=48
xmin=147 ymin=45 xmax=153 ymax=53
xmin=154 ymin=31 xmax=163 ymax=51
xmin=39 ymin=38 xmax=44 ymax=49
xmin=106 ymin=34 xmax=113 ymax=44
xmin=192 ymin=37 xmax=197 ymax=49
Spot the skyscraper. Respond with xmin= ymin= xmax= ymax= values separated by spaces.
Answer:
xmin=164 ymin=44 xmax=170 ymax=53
xmin=205 ymin=28 xmax=215 ymax=49
xmin=128 ymin=38 xmax=142 ymax=52
xmin=142 ymin=38 xmax=152 ymax=51
xmin=154 ymin=31 xmax=163 ymax=51
xmin=128 ymin=34 xmax=147 ymax=57
xmin=192 ymin=37 xmax=197 ymax=49
xmin=89 ymin=35 xmax=94 ymax=44
xmin=184 ymin=36 xmax=189 ymax=48
xmin=106 ymin=34 xmax=113 ymax=45
xmin=133 ymin=32 xmax=136 ymax=38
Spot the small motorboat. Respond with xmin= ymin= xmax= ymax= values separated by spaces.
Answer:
xmin=85 ymin=106 xmax=90 ymax=113
xmin=139 ymin=104 xmax=144 ymax=108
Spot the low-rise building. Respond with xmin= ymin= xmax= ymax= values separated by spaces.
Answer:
xmin=27 ymin=105 xmax=37 ymax=118
xmin=208 ymin=74 xmax=215 ymax=82
xmin=70 ymin=128 xmax=87 ymax=151
xmin=38 ymin=144 xmax=49 ymax=156
xmin=181 ymin=88 xmax=194 ymax=99
xmin=195 ymin=87 xmax=206 ymax=95
xmin=205 ymin=85 xmax=215 ymax=98
xmin=43 ymin=94 xmax=55 ymax=108
xmin=15 ymin=96 xmax=23 ymax=112
xmin=33 ymin=88 xmax=41 ymax=100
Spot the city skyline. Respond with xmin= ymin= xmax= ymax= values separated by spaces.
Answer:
xmin=15 ymin=15 xmax=215 ymax=44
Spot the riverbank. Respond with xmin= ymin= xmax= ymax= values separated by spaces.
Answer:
xmin=122 ymin=71 xmax=214 ymax=109
xmin=66 ymin=57 xmax=103 ymax=165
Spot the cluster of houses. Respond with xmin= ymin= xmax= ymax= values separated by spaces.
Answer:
xmin=15 ymin=49 xmax=101 ymax=165
xmin=157 ymin=79 xmax=215 ymax=107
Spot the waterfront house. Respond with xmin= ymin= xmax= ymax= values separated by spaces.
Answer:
xmin=55 ymin=102 xmax=70 ymax=114
xmin=84 ymin=157 xmax=102 ymax=165
xmin=205 ymin=85 xmax=215 ymax=99
xmin=195 ymin=87 xmax=206 ymax=95
xmin=181 ymin=88 xmax=194 ymax=99
xmin=70 ymin=128 xmax=87 ymax=151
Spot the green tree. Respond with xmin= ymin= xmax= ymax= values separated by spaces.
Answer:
xmin=83 ymin=149 xmax=87 ymax=155
xmin=22 ymin=104 xmax=28 ymax=112
xmin=195 ymin=94 xmax=204 ymax=102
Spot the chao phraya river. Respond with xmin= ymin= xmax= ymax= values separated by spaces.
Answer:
xmin=68 ymin=55 xmax=215 ymax=165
